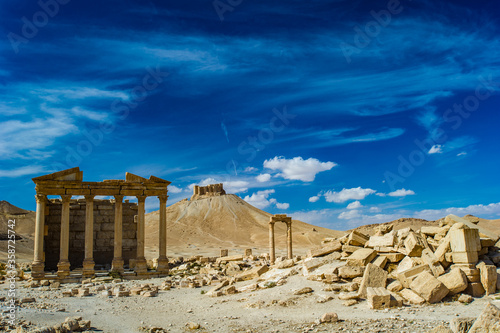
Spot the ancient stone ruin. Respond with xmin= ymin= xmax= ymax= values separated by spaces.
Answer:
xmin=269 ymin=214 xmax=293 ymax=264
xmin=191 ymin=183 xmax=225 ymax=200
xmin=31 ymin=167 xmax=171 ymax=281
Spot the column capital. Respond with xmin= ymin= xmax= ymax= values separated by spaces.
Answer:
xmin=60 ymin=194 xmax=71 ymax=203
xmin=158 ymin=195 xmax=168 ymax=203
xmin=269 ymin=221 xmax=275 ymax=225
xmin=84 ymin=194 xmax=95 ymax=201
xmin=114 ymin=194 xmax=124 ymax=202
xmin=137 ymin=195 xmax=147 ymax=203
xmin=35 ymin=194 xmax=46 ymax=203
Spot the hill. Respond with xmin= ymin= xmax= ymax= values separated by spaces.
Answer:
xmin=144 ymin=194 xmax=343 ymax=258
xmin=0 ymin=200 xmax=36 ymax=262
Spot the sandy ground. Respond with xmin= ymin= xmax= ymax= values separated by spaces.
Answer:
xmin=6 ymin=274 xmax=500 ymax=333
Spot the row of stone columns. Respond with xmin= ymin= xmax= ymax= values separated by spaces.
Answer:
xmin=268 ymin=216 xmax=293 ymax=265
xmin=31 ymin=193 xmax=168 ymax=279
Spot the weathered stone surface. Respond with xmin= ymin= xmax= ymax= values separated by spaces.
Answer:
xmin=437 ymin=268 xmax=468 ymax=295
xmin=358 ymin=263 xmax=388 ymax=298
xmin=446 ymin=214 xmax=499 ymax=242
xmin=425 ymin=325 xmax=453 ymax=333
xmin=452 ymin=251 xmax=478 ymax=264
xmin=458 ymin=294 xmax=473 ymax=304
xmin=346 ymin=248 xmax=377 ymax=267
xmin=342 ymin=244 xmax=363 ymax=253
xmin=307 ymin=241 xmax=342 ymax=258
xmin=338 ymin=265 xmax=365 ymax=279
xmin=477 ymin=262 xmax=497 ymax=295
xmin=347 ymin=231 xmax=369 ymax=246
xmin=434 ymin=237 xmax=451 ymax=263
xmin=387 ymin=280 xmax=403 ymax=292
xmin=397 ymin=264 xmax=431 ymax=288
xmin=464 ymin=282 xmax=485 ymax=297
xmin=367 ymin=231 xmax=395 ymax=248
xmin=319 ymin=312 xmax=339 ymax=323
xmin=421 ymin=226 xmax=442 ymax=236
xmin=449 ymin=317 xmax=475 ymax=333
xmin=371 ymin=255 xmax=388 ymax=269
xmin=216 ymin=255 xmax=243 ymax=264
xmin=367 ymin=287 xmax=390 ymax=310
xmin=410 ymin=271 xmax=449 ymax=303
xmin=396 ymin=256 xmax=418 ymax=273
xmin=421 ymin=248 xmax=445 ymax=277
xmin=380 ymin=252 xmax=405 ymax=263
xmin=404 ymin=232 xmax=427 ymax=257
xmin=400 ymin=288 xmax=425 ymax=305
xmin=235 ymin=265 xmax=269 ymax=281
xmin=276 ymin=259 xmax=295 ymax=269
xmin=468 ymin=303 xmax=500 ymax=333
xmin=294 ymin=287 xmax=313 ymax=295
xmin=206 ymin=280 xmax=229 ymax=296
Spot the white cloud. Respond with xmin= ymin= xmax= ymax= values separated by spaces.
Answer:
xmin=347 ymin=201 xmax=362 ymax=209
xmin=413 ymin=202 xmax=500 ymax=221
xmin=324 ymin=187 xmax=376 ymax=203
xmin=428 ymin=144 xmax=443 ymax=154
xmin=256 ymin=173 xmax=271 ymax=182
xmin=244 ymin=166 xmax=258 ymax=173
xmin=263 ymin=156 xmax=336 ymax=182
xmin=0 ymin=165 xmax=46 ymax=178
xmin=457 ymin=151 xmax=467 ymax=157
xmin=192 ymin=177 xmax=249 ymax=193
xmin=369 ymin=207 xmax=381 ymax=213
xmin=243 ymin=189 xmax=289 ymax=210
xmin=388 ymin=188 xmax=416 ymax=197
xmin=168 ymin=185 xmax=183 ymax=194
xmin=338 ymin=209 xmax=361 ymax=220
xmin=309 ymin=196 xmax=320 ymax=203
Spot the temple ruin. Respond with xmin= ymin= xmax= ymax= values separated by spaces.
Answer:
xmin=268 ymin=214 xmax=293 ymax=264
xmin=191 ymin=183 xmax=225 ymax=200
xmin=31 ymin=167 xmax=171 ymax=281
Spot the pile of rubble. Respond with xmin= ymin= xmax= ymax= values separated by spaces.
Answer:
xmin=299 ymin=214 xmax=500 ymax=309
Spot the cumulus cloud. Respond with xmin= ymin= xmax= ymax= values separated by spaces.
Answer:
xmin=244 ymin=189 xmax=289 ymax=210
xmin=244 ymin=166 xmax=258 ymax=173
xmin=324 ymin=187 xmax=376 ymax=203
xmin=309 ymin=196 xmax=320 ymax=203
xmin=168 ymin=185 xmax=183 ymax=194
xmin=263 ymin=156 xmax=336 ymax=182
xmin=428 ymin=144 xmax=443 ymax=154
xmin=256 ymin=173 xmax=271 ymax=182
xmin=388 ymin=188 xmax=416 ymax=197
xmin=338 ymin=209 xmax=361 ymax=220
xmin=346 ymin=201 xmax=362 ymax=209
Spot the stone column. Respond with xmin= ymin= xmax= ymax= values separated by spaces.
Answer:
xmin=156 ymin=195 xmax=169 ymax=273
xmin=82 ymin=195 xmax=95 ymax=277
xmin=269 ymin=221 xmax=276 ymax=264
xmin=32 ymin=194 xmax=46 ymax=279
xmin=57 ymin=194 xmax=72 ymax=278
xmin=286 ymin=221 xmax=293 ymax=259
xmin=135 ymin=195 xmax=147 ymax=274
xmin=111 ymin=195 xmax=124 ymax=273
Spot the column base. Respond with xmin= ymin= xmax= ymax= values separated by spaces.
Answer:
xmin=57 ymin=260 xmax=71 ymax=278
xmin=134 ymin=258 xmax=148 ymax=274
xmin=82 ymin=259 xmax=95 ymax=278
xmin=111 ymin=258 xmax=124 ymax=273
xmin=156 ymin=257 xmax=169 ymax=273
xmin=31 ymin=261 xmax=45 ymax=279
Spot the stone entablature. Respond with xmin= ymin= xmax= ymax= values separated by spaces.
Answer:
xmin=191 ymin=183 xmax=226 ymax=200
xmin=31 ymin=167 xmax=171 ymax=281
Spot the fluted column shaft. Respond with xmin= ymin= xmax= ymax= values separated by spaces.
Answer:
xmin=286 ymin=221 xmax=293 ymax=259
xmin=269 ymin=222 xmax=275 ymax=264
xmin=32 ymin=194 xmax=46 ymax=278
xmin=156 ymin=195 xmax=169 ymax=273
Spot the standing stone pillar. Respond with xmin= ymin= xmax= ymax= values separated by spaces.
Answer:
xmin=111 ymin=195 xmax=124 ymax=273
xmin=57 ymin=194 xmax=72 ymax=278
xmin=135 ymin=195 xmax=147 ymax=274
xmin=269 ymin=221 xmax=276 ymax=264
xmin=156 ymin=195 xmax=169 ymax=273
xmin=82 ymin=195 xmax=95 ymax=277
xmin=286 ymin=221 xmax=293 ymax=259
xmin=32 ymin=194 xmax=46 ymax=278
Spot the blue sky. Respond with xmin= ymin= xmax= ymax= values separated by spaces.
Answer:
xmin=1 ymin=0 xmax=499 ymax=230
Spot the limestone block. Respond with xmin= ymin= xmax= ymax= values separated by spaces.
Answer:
xmin=449 ymin=318 xmax=475 ymax=333
xmin=380 ymin=252 xmax=405 ymax=263
xmin=302 ymin=258 xmax=325 ymax=275
xmin=216 ymin=255 xmax=243 ymax=264
xmin=464 ymin=282 xmax=485 ymax=297
xmin=452 ymin=251 xmax=478 ymax=264
xmin=346 ymin=248 xmax=377 ymax=267
xmin=421 ymin=248 xmax=445 ymax=277
xmin=276 ymin=259 xmax=295 ymax=269
xmin=367 ymin=231 xmax=395 ymax=248
xmin=450 ymin=228 xmax=481 ymax=252
xmin=307 ymin=241 xmax=342 ymax=258
xmin=420 ymin=226 xmax=442 ymax=236
xmin=371 ymin=256 xmax=387 ymax=269
xmin=437 ymin=268 xmax=468 ymax=295
xmin=426 ymin=325 xmax=453 ymax=333
xmin=397 ymin=264 xmax=432 ymax=288
xmin=206 ymin=280 xmax=229 ymax=296
xmin=358 ymin=263 xmax=388 ymax=298
xmin=434 ymin=237 xmax=451 ymax=263
xmin=410 ymin=271 xmax=449 ymax=303
xmin=477 ymin=262 xmax=497 ymax=295
xmin=397 ymin=227 xmax=411 ymax=240
xmin=396 ymin=256 xmax=418 ymax=273
xmin=389 ymin=292 xmax=404 ymax=308
xmin=347 ymin=231 xmax=369 ymax=246
xmin=387 ymin=280 xmax=403 ymax=292
xmin=338 ymin=265 xmax=365 ymax=279
xmin=400 ymin=288 xmax=425 ymax=305
xmin=342 ymin=245 xmax=363 ymax=253
xmin=367 ymin=287 xmax=391 ymax=310
xmin=480 ymin=238 xmax=496 ymax=248
xmin=235 ymin=265 xmax=269 ymax=281
xmin=404 ymin=232 xmax=427 ymax=257
xmin=468 ymin=303 xmax=500 ymax=333
xmin=445 ymin=214 xmax=499 ymax=242
xmin=319 ymin=312 xmax=339 ymax=323
xmin=305 ymin=261 xmax=345 ymax=280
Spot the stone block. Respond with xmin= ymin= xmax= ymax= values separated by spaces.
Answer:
xmin=216 ymin=255 xmax=243 ymax=264
xmin=404 ymin=232 xmax=427 ymax=257
xmin=477 ymin=262 xmax=497 ymax=295
xmin=220 ymin=249 xmax=228 ymax=257
xmin=346 ymin=248 xmax=377 ymax=267
xmin=389 ymin=292 xmax=404 ymax=308
xmin=426 ymin=325 xmax=453 ymax=333
xmin=358 ymin=263 xmax=388 ymax=298
xmin=450 ymin=228 xmax=481 ymax=252
xmin=464 ymin=282 xmax=485 ymax=297
xmin=468 ymin=303 xmax=500 ymax=333
xmin=319 ymin=312 xmax=339 ymax=323
xmin=449 ymin=318 xmax=475 ymax=333
xmin=307 ymin=241 xmax=342 ymax=258
xmin=421 ymin=226 xmax=442 ymax=236
xmin=367 ymin=231 xmax=395 ymax=248
xmin=235 ymin=265 xmax=269 ymax=281
xmin=400 ymin=288 xmax=425 ymax=305
xmin=437 ymin=268 xmax=468 ymax=295
xmin=397 ymin=264 xmax=431 ymax=288
xmin=347 ymin=231 xmax=369 ymax=246
xmin=434 ymin=237 xmax=451 ymax=263
xmin=380 ymin=252 xmax=405 ymax=263
xmin=410 ymin=271 xmax=449 ymax=303
xmin=387 ymin=280 xmax=403 ymax=292
xmin=421 ymin=248 xmax=445 ymax=277
xmin=452 ymin=251 xmax=478 ymax=264
xmin=445 ymin=214 xmax=499 ymax=242
xmin=371 ymin=255 xmax=387 ymax=269
xmin=342 ymin=244 xmax=363 ymax=253
xmin=338 ymin=265 xmax=365 ymax=279
xmin=302 ymin=258 xmax=325 ymax=274
xmin=367 ymin=287 xmax=390 ymax=310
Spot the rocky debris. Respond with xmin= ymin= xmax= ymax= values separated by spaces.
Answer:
xmin=319 ymin=312 xmax=339 ymax=323
xmin=449 ymin=317 xmax=475 ymax=333
xmin=468 ymin=302 xmax=500 ymax=332
xmin=293 ymin=287 xmax=313 ymax=295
